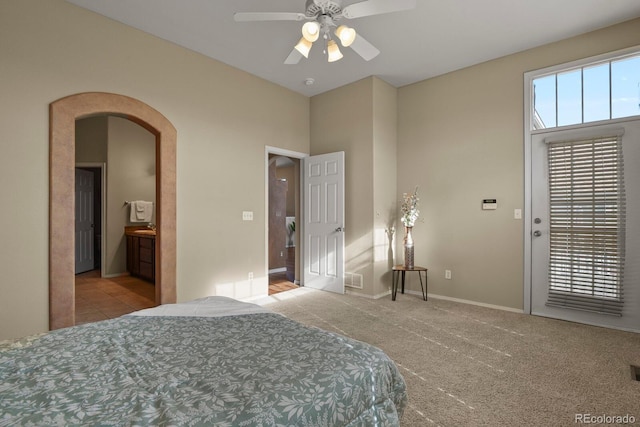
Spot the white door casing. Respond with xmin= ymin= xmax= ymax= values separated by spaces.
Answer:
xmin=75 ymin=168 xmax=94 ymax=274
xmin=303 ymin=152 xmax=345 ymax=294
xmin=530 ymin=121 xmax=640 ymax=332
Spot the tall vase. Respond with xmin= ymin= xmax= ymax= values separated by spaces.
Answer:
xmin=403 ymin=226 xmax=414 ymax=269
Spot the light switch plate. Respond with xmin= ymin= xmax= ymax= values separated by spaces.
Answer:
xmin=514 ymin=209 xmax=522 ymax=219
xmin=242 ymin=211 xmax=253 ymax=221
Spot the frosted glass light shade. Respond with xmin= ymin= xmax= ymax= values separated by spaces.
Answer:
xmin=302 ymin=21 xmax=320 ymax=42
xmin=335 ymin=25 xmax=356 ymax=47
xmin=327 ymin=40 xmax=343 ymax=62
xmin=294 ymin=37 xmax=313 ymax=58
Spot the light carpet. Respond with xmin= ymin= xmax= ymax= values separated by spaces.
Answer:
xmin=255 ymin=288 xmax=640 ymax=426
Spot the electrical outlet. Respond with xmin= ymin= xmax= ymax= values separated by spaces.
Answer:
xmin=445 ymin=270 xmax=452 ymax=280
xmin=248 ymin=272 xmax=253 ymax=281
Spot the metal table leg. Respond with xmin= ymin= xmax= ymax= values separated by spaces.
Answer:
xmin=418 ymin=270 xmax=427 ymax=301
xmin=392 ymin=270 xmax=398 ymax=301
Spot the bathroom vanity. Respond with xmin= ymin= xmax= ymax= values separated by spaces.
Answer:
xmin=125 ymin=226 xmax=156 ymax=283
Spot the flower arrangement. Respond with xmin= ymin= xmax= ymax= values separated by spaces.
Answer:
xmin=401 ymin=187 xmax=420 ymax=227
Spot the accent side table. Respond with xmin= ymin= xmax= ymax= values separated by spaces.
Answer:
xmin=391 ymin=265 xmax=427 ymax=301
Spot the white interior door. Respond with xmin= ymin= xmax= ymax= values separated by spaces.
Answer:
xmin=531 ymin=121 xmax=640 ymax=331
xmin=75 ymin=168 xmax=95 ymax=274
xmin=303 ymin=152 xmax=345 ymax=294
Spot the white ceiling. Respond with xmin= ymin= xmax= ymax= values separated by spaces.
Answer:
xmin=65 ymin=0 xmax=640 ymax=97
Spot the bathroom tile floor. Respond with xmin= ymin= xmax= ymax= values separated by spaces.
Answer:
xmin=268 ymin=272 xmax=298 ymax=295
xmin=75 ymin=270 xmax=156 ymax=325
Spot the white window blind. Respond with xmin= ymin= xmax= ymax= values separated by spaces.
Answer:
xmin=545 ymin=134 xmax=626 ymax=316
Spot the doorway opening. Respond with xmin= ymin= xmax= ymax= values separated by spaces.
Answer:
xmin=74 ymin=114 xmax=158 ymax=323
xmin=265 ymin=147 xmax=307 ymax=296
xmin=50 ymin=92 xmax=177 ymax=330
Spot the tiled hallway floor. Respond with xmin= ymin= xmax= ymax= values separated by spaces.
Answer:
xmin=75 ymin=270 xmax=156 ymax=325
xmin=268 ymin=271 xmax=298 ymax=295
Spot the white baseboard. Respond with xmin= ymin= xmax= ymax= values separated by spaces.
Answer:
xmin=402 ymin=289 xmax=524 ymax=313
xmin=263 ymin=284 xmax=523 ymax=314
xmin=345 ymin=289 xmax=392 ymax=300
xmin=373 ymin=290 xmax=392 ymax=299
xmin=345 ymin=289 xmax=370 ymax=298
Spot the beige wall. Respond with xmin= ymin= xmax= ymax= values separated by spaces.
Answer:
xmin=310 ymin=77 xmax=397 ymax=297
xmin=106 ymin=117 xmax=156 ymax=276
xmin=0 ymin=0 xmax=309 ymax=340
xmin=311 ymin=78 xmax=375 ymax=296
xmin=372 ymin=78 xmax=398 ymax=297
xmin=397 ymin=18 xmax=640 ymax=310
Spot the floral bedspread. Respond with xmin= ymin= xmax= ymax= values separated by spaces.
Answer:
xmin=0 ymin=312 xmax=406 ymax=426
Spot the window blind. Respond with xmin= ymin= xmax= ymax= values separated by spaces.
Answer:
xmin=545 ymin=134 xmax=626 ymax=316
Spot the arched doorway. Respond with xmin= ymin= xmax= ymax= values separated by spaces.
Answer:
xmin=50 ymin=92 xmax=176 ymax=330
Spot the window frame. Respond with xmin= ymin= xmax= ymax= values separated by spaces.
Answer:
xmin=527 ymin=45 xmax=640 ymax=133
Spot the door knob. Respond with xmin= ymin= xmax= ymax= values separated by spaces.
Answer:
xmin=335 ymin=227 xmax=344 ymax=232
xmin=533 ymin=230 xmax=542 ymax=237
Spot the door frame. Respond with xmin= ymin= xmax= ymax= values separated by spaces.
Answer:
xmin=75 ymin=162 xmax=106 ymax=277
xmin=265 ymin=146 xmax=308 ymax=290
xmin=523 ymin=45 xmax=640 ymax=315
xmin=523 ymin=71 xmax=534 ymax=314
xmin=50 ymin=92 xmax=177 ymax=330
xmin=523 ymin=88 xmax=632 ymax=313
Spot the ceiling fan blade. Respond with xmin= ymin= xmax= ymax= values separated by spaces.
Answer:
xmin=349 ymin=34 xmax=380 ymax=61
xmin=342 ymin=0 xmax=416 ymax=19
xmin=234 ymin=12 xmax=306 ymax=22
xmin=284 ymin=48 xmax=304 ymax=65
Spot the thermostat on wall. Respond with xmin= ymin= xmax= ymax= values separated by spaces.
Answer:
xmin=482 ymin=199 xmax=497 ymax=210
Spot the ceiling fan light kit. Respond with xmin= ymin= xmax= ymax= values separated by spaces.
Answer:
xmin=302 ymin=21 xmax=320 ymax=42
xmin=295 ymin=37 xmax=313 ymax=58
xmin=335 ymin=25 xmax=356 ymax=47
xmin=326 ymin=40 xmax=344 ymax=62
xmin=234 ymin=0 xmax=417 ymax=64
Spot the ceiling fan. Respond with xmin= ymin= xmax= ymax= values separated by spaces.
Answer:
xmin=234 ymin=0 xmax=416 ymax=64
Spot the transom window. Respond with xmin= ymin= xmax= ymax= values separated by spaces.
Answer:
xmin=533 ymin=52 xmax=640 ymax=130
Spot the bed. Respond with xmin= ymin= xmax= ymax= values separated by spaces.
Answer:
xmin=0 ymin=297 xmax=407 ymax=426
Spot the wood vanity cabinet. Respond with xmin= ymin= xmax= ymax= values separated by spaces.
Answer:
xmin=126 ymin=232 xmax=155 ymax=283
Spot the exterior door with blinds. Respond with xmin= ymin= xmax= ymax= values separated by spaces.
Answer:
xmin=531 ymin=121 xmax=640 ymax=331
